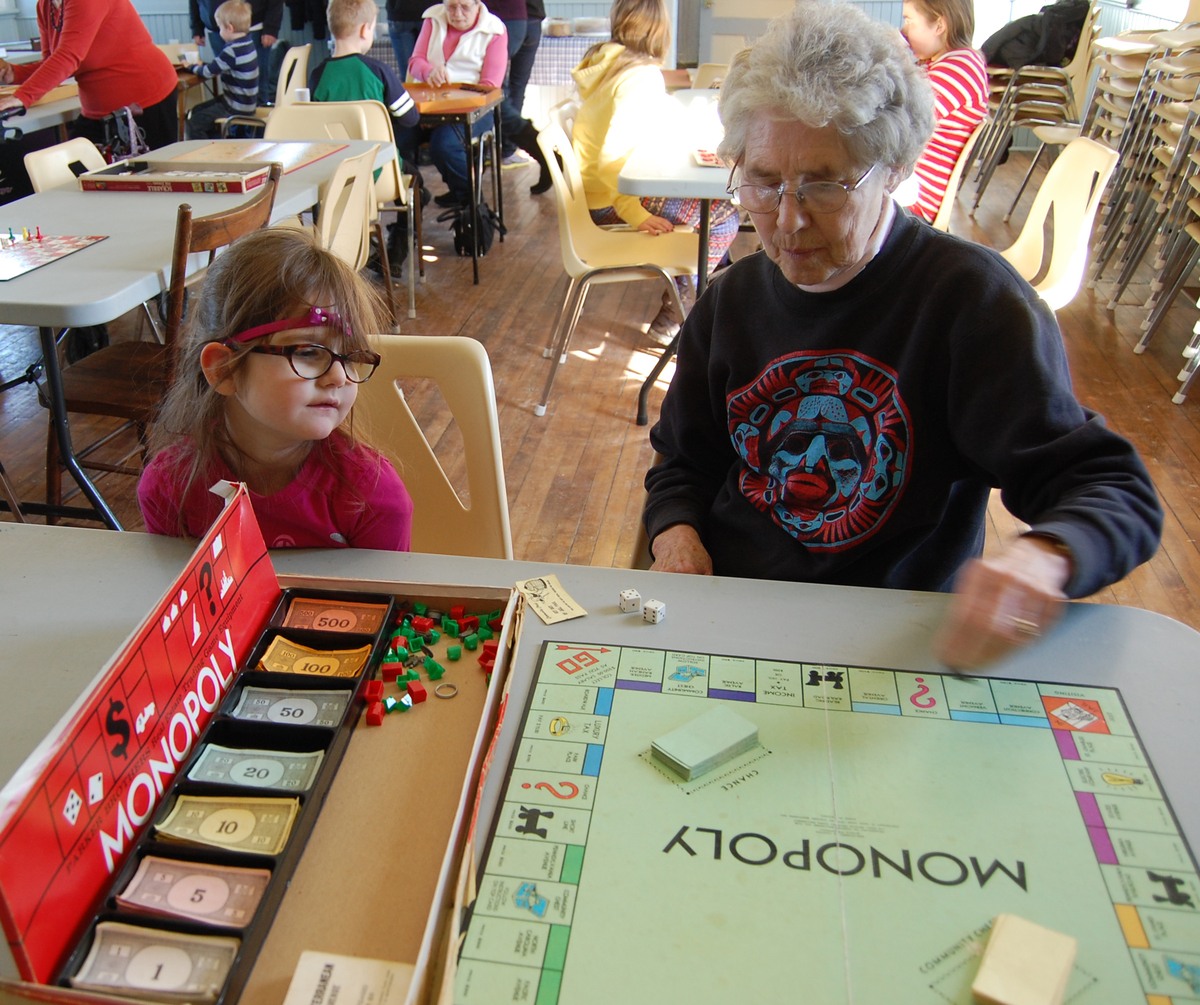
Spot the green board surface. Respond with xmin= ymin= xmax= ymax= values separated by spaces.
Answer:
xmin=455 ymin=643 xmax=1200 ymax=1004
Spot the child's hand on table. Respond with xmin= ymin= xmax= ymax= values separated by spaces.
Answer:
xmin=0 ymin=59 xmax=13 ymax=84
xmin=0 ymin=95 xmax=25 ymax=114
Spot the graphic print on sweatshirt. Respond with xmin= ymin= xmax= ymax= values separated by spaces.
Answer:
xmin=728 ymin=351 xmax=911 ymax=551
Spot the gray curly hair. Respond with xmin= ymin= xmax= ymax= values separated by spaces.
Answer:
xmin=717 ymin=1 xmax=935 ymax=171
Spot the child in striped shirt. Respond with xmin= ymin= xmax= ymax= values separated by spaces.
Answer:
xmin=899 ymin=0 xmax=987 ymax=222
xmin=185 ymin=0 xmax=260 ymax=139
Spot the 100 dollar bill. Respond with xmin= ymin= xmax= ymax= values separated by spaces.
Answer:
xmin=188 ymin=744 xmax=324 ymax=792
xmin=117 ymin=856 xmax=270 ymax=928
xmin=230 ymin=686 xmax=350 ymax=727
xmin=258 ymin=637 xmax=371 ymax=678
xmin=155 ymin=794 xmax=299 ymax=855
xmin=70 ymin=922 xmax=239 ymax=1002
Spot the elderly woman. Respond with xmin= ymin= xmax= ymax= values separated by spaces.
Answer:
xmin=643 ymin=2 xmax=1162 ymax=670
xmin=406 ymin=0 xmax=547 ymax=204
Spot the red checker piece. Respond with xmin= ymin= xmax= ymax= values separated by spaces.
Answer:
xmin=363 ymin=680 xmax=384 ymax=702
xmin=450 ymin=605 xmax=465 ymax=621
xmin=411 ymin=616 xmax=434 ymax=633
xmin=459 ymin=615 xmax=479 ymax=634
xmin=381 ymin=664 xmax=401 ymax=683
xmin=406 ymin=680 xmax=428 ymax=704
xmin=366 ymin=701 xmax=385 ymax=726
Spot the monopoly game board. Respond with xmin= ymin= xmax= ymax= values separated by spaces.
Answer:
xmin=455 ymin=643 xmax=1200 ymax=1004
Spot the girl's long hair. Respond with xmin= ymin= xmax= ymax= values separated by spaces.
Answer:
xmin=149 ymin=227 xmax=390 ymax=531
xmin=584 ymin=0 xmax=671 ymax=87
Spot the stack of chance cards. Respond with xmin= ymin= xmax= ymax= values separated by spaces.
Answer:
xmin=652 ymin=705 xmax=759 ymax=780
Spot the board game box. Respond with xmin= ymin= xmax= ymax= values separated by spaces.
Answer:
xmin=79 ymin=160 xmax=274 ymax=194
xmin=172 ymin=141 xmax=349 ymax=176
xmin=454 ymin=642 xmax=1200 ymax=1004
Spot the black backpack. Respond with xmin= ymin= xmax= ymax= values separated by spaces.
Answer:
xmin=982 ymin=0 xmax=1089 ymax=69
xmin=439 ymin=200 xmax=504 ymax=257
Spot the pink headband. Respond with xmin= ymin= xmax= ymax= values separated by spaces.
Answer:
xmin=224 ymin=305 xmax=351 ymax=344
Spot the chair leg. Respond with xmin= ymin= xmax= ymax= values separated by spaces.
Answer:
xmin=45 ymin=420 xmax=61 ymax=526
xmin=413 ymin=174 xmax=425 ymax=281
xmin=535 ymin=280 xmax=589 ymax=417
xmin=543 ymin=275 xmax=578 ymax=357
xmin=407 ymin=207 xmax=417 ymax=320
xmin=374 ymin=219 xmax=399 ymax=332
xmin=1004 ymin=143 xmax=1045 ymax=223
xmin=0 ymin=459 xmax=26 ymax=523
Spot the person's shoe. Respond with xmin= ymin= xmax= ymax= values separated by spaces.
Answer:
xmin=513 ymin=120 xmax=553 ymax=195
xmin=647 ymin=287 xmax=684 ymax=346
xmin=502 ymin=149 xmax=535 ymax=168
xmin=387 ymin=225 xmax=409 ymax=276
xmin=434 ymin=190 xmax=468 ymax=208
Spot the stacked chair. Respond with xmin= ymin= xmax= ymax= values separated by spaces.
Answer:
xmin=969 ymin=2 xmax=1102 ymax=215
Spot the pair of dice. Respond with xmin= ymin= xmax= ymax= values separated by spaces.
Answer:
xmin=620 ymin=589 xmax=664 ymax=623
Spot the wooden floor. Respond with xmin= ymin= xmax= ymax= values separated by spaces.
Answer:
xmin=4 ymin=152 xmax=1200 ymax=633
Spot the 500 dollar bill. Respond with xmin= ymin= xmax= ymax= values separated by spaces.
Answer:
xmin=155 ymin=794 xmax=298 ymax=855
xmin=282 ymin=597 xmax=388 ymax=634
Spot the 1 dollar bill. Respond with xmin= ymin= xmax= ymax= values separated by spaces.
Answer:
xmin=70 ymin=922 xmax=239 ymax=1002
xmin=257 ymin=636 xmax=371 ymax=678
xmin=116 ymin=856 xmax=270 ymax=928
xmin=155 ymin=794 xmax=299 ymax=855
xmin=188 ymin=743 xmax=324 ymax=792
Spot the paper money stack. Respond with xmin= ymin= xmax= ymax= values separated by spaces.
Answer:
xmin=155 ymin=795 xmax=299 ymax=855
xmin=230 ymin=687 xmax=350 ymax=727
xmin=117 ymin=857 xmax=270 ymax=928
xmin=187 ymin=745 xmax=324 ymax=792
xmin=70 ymin=922 xmax=240 ymax=1003
xmin=256 ymin=636 xmax=371 ymax=678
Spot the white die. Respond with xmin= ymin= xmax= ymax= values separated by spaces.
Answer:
xmin=643 ymin=599 xmax=666 ymax=624
xmin=619 ymin=588 xmax=642 ymax=613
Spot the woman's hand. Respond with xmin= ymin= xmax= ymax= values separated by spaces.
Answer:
xmin=932 ymin=536 xmax=1072 ymax=671
xmin=649 ymin=523 xmax=714 ymax=575
xmin=0 ymin=95 xmax=25 ymax=114
xmin=193 ymin=34 xmax=205 ymax=46
xmin=638 ymin=214 xmax=674 ymax=235
xmin=428 ymin=65 xmax=450 ymax=86
xmin=0 ymin=60 xmax=14 ymax=85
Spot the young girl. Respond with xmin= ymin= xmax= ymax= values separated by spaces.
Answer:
xmin=572 ymin=0 xmax=739 ymax=337
xmin=138 ymin=228 xmax=413 ymax=550
xmin=900 ymin=0 xmax=988 ymax=222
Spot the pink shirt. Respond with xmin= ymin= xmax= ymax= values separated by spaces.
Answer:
xmin=408 ymin=18 xmax=508 ymax=88
xmin=138 ymin=437 xmax=413 ymax=551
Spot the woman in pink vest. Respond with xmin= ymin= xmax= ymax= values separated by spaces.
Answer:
xmin=407 ymin=0 xmax=507 ymax=206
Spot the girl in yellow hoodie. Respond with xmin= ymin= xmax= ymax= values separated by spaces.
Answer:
xmin=571 ymin=0 xmax=739 ymax=336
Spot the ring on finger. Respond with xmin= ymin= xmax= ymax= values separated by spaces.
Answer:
xmin=1010 ymin=616 xmax=1041 ymax=638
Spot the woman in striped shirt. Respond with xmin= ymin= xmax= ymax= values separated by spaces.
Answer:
xmin=899 ymin=0 xmax=987 ymax=222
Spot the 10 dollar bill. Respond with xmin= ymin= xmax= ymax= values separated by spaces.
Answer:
xmin=155 ymin=794 xmax=299 ymax=855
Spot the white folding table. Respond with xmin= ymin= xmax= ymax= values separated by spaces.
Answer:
xmin=0 ymin=139 xmax=394 ymax=528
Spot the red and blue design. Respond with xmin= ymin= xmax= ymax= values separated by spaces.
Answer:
xmin=728 ymin=351 xmax=911 ymax=552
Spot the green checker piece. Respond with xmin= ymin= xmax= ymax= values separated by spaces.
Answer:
xmin=477 ymin=626 xmax=494 ymax=641
xmin=464 ymin=633 xmax=479 ymax=651
xmin=423 ymin=655 xmax=437 ymax=671
xmin=383 ymin=695 xmax=400 ymax=713
xmin=401 ymin=668 xmax=420 ymax=682
xmin=428 ymin=664 xmax=446 ymax=681
xmin=413 ymin=602 xmax=428 ymax=616
xmin=447 ymin=644 xmax=462 ymax=661
xmin=382 ymin=651 xmax=400 ymax=664
xmin=445 ymin=619 xmax=460 ymax=638
xmin=486 ymin=609 xmax=501 ymax=623
xmin=427 ymin=628 xmax=441 ymax=644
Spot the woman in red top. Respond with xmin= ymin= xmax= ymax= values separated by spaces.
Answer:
xmin=0 ymin=0 xmax=180 ymax=150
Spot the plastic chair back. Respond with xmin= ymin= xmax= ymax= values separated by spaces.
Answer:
xmin=357 ymin=335 xmax=512 ymax=559
xmin=1001 ymin=137 xmax=1119 ymax=310
xmin=931 ymin=122 xmax=985 ymax=232
xmin=24 ymin=138 xmax=106 ymax=192
xmin=263 ymin=99 xmax=369 ymax=140
xmin=275 ymin=44 xmax=311 ymax=106
xmin=536 ymin=120 xmax=698 ymax=279
xmin=691 ymin=63 xmax=727 ymax=89
xmin=356 ymin=99 xmax=408 ymax=207
xmin=548 ymin=99 xmax=579 ymax=139
xmin=315 ymin=144 xmax=378 ymax=270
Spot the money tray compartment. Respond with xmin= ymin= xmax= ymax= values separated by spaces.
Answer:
xmin=54 ymin=591 xmax=398 ymax=1005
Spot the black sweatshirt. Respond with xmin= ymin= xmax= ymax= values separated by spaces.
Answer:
xmin=645 ymin=211 xmax=1162 ymax=597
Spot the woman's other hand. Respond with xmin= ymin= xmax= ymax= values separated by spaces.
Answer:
xmin=0 ymin=95 xmax=25 ymax=113
xmin=0 ymin=60 xmax=15 ymax=85
xmin=638 ymin=214 xmax=675 ymax=235
xmin=428 ymin=65 xmax=450 ymax=86
xmin=649 ymin=523 xmax=714 ymax=575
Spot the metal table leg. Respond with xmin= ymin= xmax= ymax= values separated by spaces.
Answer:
xmin=696 ymin=199 xmax=711 ymax=295
xmin=37 ymin=326 xmax=123 ymax=530
xmin=494 ymin=110 xmax=505 ymax=242
xmin=465 ymin=119 xmax=480 ymax=284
